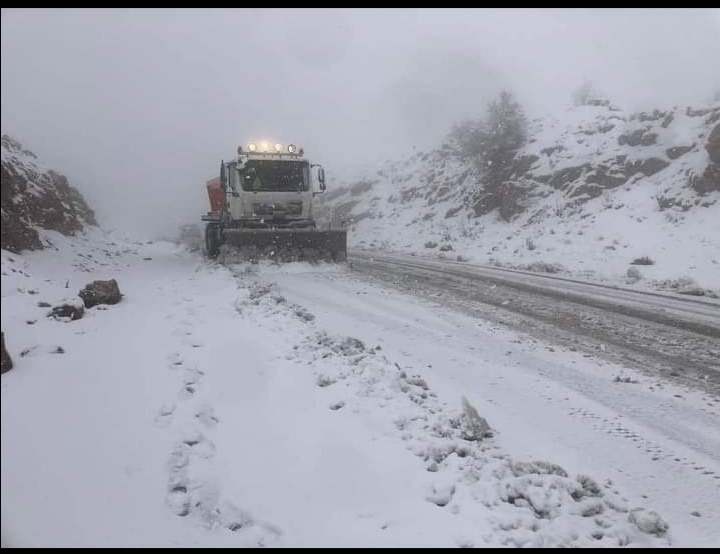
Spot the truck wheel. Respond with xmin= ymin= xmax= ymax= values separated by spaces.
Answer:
xmin=205 ymin=224 xmax=221 ymax=258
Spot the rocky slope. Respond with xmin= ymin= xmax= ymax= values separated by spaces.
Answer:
xmin=320 ymin=102 xmax=720 ymax=290
xmin=1 ymin=135 xmax=97 ymax=253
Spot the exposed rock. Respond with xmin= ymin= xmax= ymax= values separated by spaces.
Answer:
xmin=661 ymin=113 xmax=674 ymax=128
xmin=584 ymin=165 xmax=628 ymax=191
xmin=618 ymin=129 xmax=657 ymax=147
xmin=444 ymin=206 xmax=462 ymax=219
xmin=48 ymin=298 xmax=85 ymax=321
xmin=625 ymin=158 xmax=670 ymax=177
xmin=1 ymin=332 xmax=13 ymax=374
xmin=707 ymin=124 xmax=720 ymax=164
xmin=79 ymin=279 xmax=122 ymax=308
xmin=633 ymin=109 xmax=666 ymax=122
xmin=548 ymin=165 xmax=589 ymax=190
xmin=540 ymin=145 xmax=564 ymax=156
xmin=690 ymin=163 xmax=720 ymax=195
xmin=665 ymin=145 xmax=695 ymax=160
xmin=1 ymin=135 xmax=97 ymax=253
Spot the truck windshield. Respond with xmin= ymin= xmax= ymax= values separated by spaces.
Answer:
xmin=240 ymin=160 xmax=309 ymax=192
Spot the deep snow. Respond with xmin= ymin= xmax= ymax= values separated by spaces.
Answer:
xmin=2 ymin=231 xmax=719 ymax=547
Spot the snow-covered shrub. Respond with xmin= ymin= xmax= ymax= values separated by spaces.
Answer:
xmin=460 ymin=396 xmax=493 ymax=441
xmin=630 ymin=256 xmax=655 ymax=266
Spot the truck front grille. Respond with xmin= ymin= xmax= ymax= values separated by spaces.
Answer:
xmin=252 ymin=202 xmax=303 ymax=217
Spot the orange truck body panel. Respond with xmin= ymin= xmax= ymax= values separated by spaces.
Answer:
xmin=206 ymin=177 xmax=224 ymax=216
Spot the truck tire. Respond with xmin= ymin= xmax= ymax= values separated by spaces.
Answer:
xmin=205 ymin=224 xmax=221 ymax=258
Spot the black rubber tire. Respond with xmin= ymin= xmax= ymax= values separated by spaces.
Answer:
xmin=205 ymin=224 xmax=221 ymax=258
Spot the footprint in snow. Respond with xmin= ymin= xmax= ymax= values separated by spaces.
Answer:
xmin=195 ymin=406 xmax=220 ymax=427
xmin=180 ymin=383 xmax=197 ymax=398
xmin=182 ymin=433 xmax=216 ymax=459
xmin=167 ymin=482 xmax=191 ymax=517
xmin=167 ymin=352 xmax=184 ymax=368
xmin=154 ymin=403 xmax=176 ymax=427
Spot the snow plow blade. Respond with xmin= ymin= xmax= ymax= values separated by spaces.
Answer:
xmin=218 ymin=228 xmax=347 ymax=263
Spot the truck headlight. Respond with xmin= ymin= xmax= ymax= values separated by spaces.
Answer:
xmin=287 ymin=144 xmax=297 ymax=153
xmin=248 ymin=143 xmax=257 ymax=152
xmin=274 ymin=143 xmax=283 ymax=152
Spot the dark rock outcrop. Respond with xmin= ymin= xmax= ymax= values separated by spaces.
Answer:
xmin=1 ymin=332 xmax=12 ymax=374
xmin=79 ymin=279 xmax=122 ymax=308
xmin=626 ymin=158 xmax=670 ymax=178
xmin=618 ymin=129 xmax=657 ymax=147
xmin=691 ymin=164 xmax=720 ymax=195
xmin=707 ymin=124 xmax=720 ymax=164
xmin=665 ymin=145 xmax=695 ymax=160
xmin=1 ymin=135 xmax=96 ymax=253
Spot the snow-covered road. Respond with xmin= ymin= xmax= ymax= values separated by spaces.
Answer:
xmin=349 ymin=251 xmax=720 ymax=334
xmin=349 ymin=250 xmax=720 ymax=394
xmin=2 ymin=235 xmax=719 ymax=547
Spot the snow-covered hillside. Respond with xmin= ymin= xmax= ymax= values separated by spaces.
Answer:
xmin=320 ymin=102 xmax=720 ymax=291
xmin=1 ymin=135 xmax=96 ymax=253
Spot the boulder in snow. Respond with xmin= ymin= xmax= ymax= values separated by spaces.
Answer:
xmin=79 ymin=279 xmax=122 ymax=308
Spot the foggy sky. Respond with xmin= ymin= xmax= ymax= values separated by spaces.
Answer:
xmin=2 ymin=8 xmax=719 ymax=237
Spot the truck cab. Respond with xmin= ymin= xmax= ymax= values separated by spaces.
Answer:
xmin=206 ymin=143 xmax=326 ymax=230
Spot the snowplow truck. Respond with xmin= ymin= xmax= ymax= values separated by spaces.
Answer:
xmin=202 ymin=143 xmax=347 ymax=262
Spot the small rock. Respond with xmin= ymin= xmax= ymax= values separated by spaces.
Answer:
xmin=37 ymin=301 xmax=52 ymax=308
xmin=48 ymin=298 xmax=85 ymax=321
xmin=329 ymin=401 xmax=345 ymax=411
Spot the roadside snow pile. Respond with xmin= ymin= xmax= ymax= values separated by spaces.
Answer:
xmin=320 ymin=102 xmax=720 ymax=291
xmin=230 ymin=267 xmax=671 ymax=547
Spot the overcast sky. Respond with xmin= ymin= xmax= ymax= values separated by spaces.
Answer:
xmin=2 ymin=8 xmax=719 ymax=237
